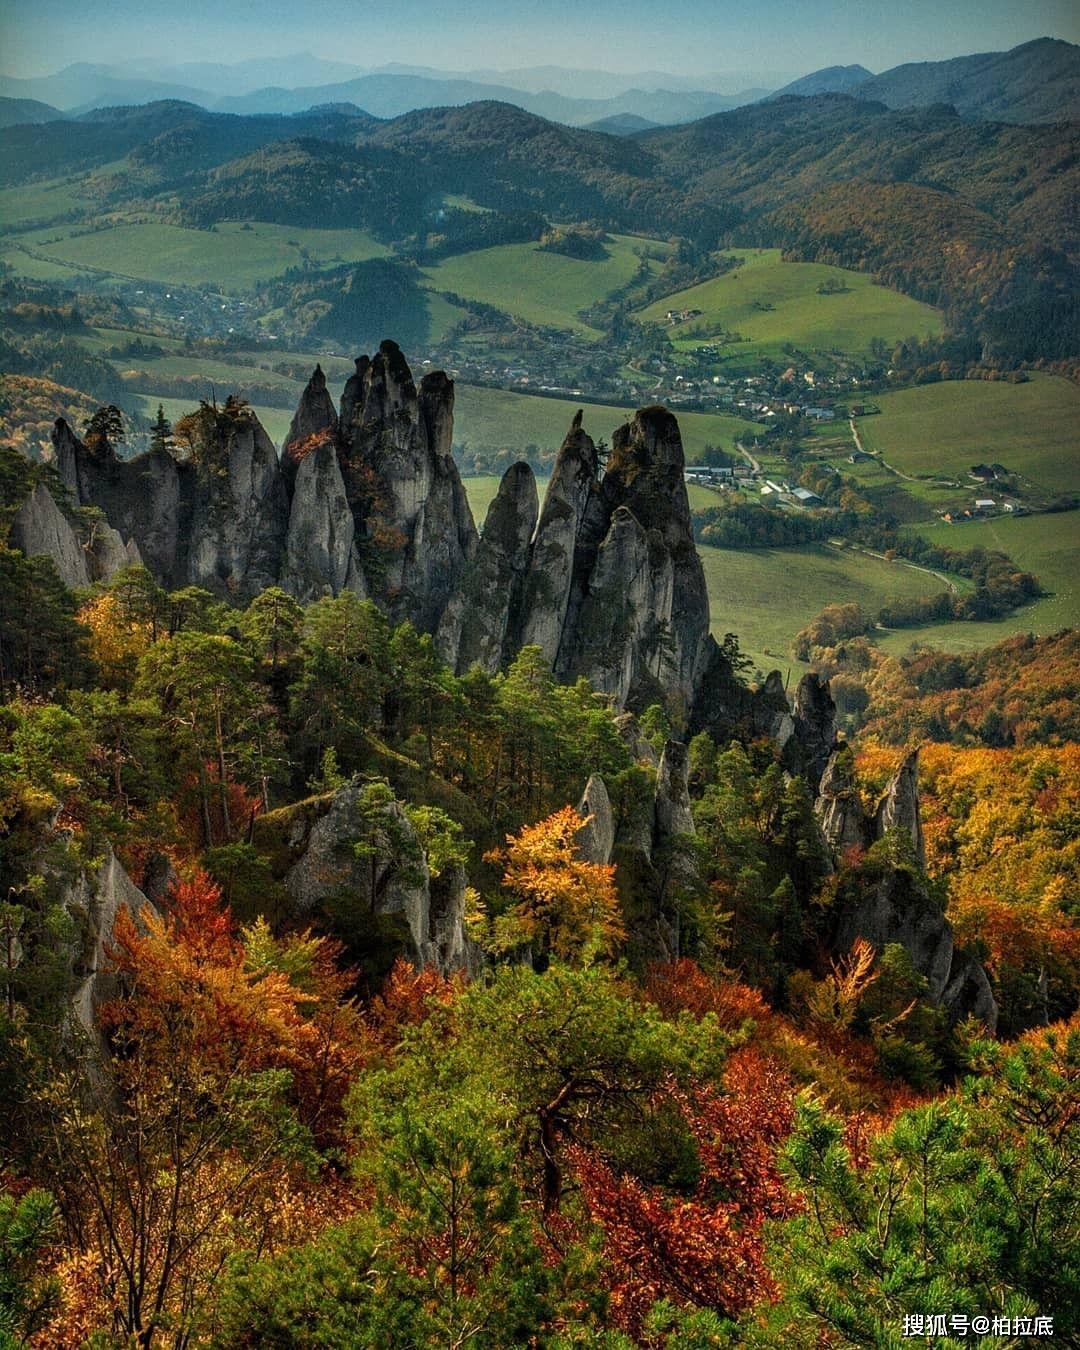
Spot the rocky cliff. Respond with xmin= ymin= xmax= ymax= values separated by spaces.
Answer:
xmin=816 ymin=745 xmax=996 ymax=1029
xmin=32 ymin=341 xmax=831 ymax=763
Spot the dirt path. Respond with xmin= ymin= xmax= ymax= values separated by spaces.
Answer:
xmin=849 ymin=417 xmax=959 ymax=489
xmin=825 ymin=538 xmax=959 ymax=594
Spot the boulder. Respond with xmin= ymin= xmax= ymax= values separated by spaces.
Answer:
xmin=278 ymin=777 xmax=475 ymax=976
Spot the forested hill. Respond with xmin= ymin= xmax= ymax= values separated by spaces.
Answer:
xmin=4 ymin=91 xmax=1077 ymax=339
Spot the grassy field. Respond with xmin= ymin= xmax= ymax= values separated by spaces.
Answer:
xmin=461 ymin=473 xmax=721 ymax=529
xmin=454 ymin=385 xmax=757 ymax=459
xmin=637 ymin=248 xmax=943 ymax=363
xmin=856 ymin=375 xmax=1080 ymax=494
xmin=698 ymin=542 xmax=951 ymax=679
xmin=422 ymin=234 xmax=671 ymax=338
xmin=12 ymin=220 xmax=389 ymax=290
xmin=869 ymin=511 xmax=1080 ymax=660
xmin=0 ymin=167 xmax=122 ymax=227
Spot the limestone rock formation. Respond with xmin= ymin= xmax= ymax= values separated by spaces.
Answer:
xmin=874 ymin=748 xmax=926 ymax=870
xmin=575 ymin=774 xmax=616 ymax=866
xmin=833 ymin=862 xmax=996 ymax=1029
xmin=185 ymin=411 xmax=289 ymax=599
xmin=439 ymin=461 xmax=538 ymax=673
xmin=69 ymin=847 xmax=157 ymax=1043
xmin=54 ymin=418 xmax=183 ymax=586
xmin=791 ymin=673 xmax=839 ymax=792
xmin=86 ymin=518 xmax=143 ymax=582
xmin=10 ymin=482 xmax=89 ymax=588
xmin=270 ymin=777 xmax=476 ymax=977
xmin=815 ymin=747 xmax=870 ymax=853
xmin=282 ymin=438 xmax=366 ymax=602
xmin=516 ymin=413 xmax=604 ymax=665
xmin=338 ymin=342 xmax=478 ymax=631
xmin=817 ymin=744 xmax=995 ymax=1029
xmin=281 ymin=363 xmax=338 ymax=489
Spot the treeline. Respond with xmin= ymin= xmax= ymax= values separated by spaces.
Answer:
xmin=118 ymin=369 xmax=297 ymax=408
xmin=692 ymin=500 xmax=833 ymax=549
xmin=404 ymin=207 xmax=547 ymax=262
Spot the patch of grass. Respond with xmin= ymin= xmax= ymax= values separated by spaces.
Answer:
xmin=870 ymin=511 xmax=1080 ymax=660
xmin=637 ymin=247 xmax=943 ymax=363
xmin=14 ymin=220 xmax=389 ymax=290
xmin=422 ymin=234 xmax=671 ymax=338
xmin=856 ymin=374 xmax=1080 ymax=494
xmin=699 ymin=541 xmax=951 ymax=680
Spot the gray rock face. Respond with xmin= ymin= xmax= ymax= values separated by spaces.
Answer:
xmin=339 ymin=343 xmax=478 ymax=631
xmin=281 ymin=363 xmax=338 ymax=490
xmin=653 ymin=739 xmax=695 ymax=841
xmin=186 ymin=414 xmax=289 ymax=601
xmin=281 ymin=777 xmax=475 ymax=976
xmin=11 ymin=482 xmax=89 ymax=588
xmin=576 ymin=774 xmax=616 ymax=866
xmin=820 ymin=745 xmax=996 ymax=1030
xmin=70 ymin=847 xmax=157 ymax=1043
xmin=815 ymin=748 xmax=870 ymax=854
xmin=282 ymin=439 xmax=366 ymax=602
xmin=874 ymin=748 xmax=925 ymax=870
xmin=439 ymin=461 xmax=538 ymax=673
xmin=85 ymin=518 xmax=142 ymax=582
xmin=54 ymin=419 xmax=183 ymax=586
xmin=517 ymin=414 xmax=603 ymax=665
xmin=791 ymin=673 xmax=839 ymax=792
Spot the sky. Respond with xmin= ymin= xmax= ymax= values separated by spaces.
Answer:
xmin=1 ymin=0 xmax=1078 ymax=81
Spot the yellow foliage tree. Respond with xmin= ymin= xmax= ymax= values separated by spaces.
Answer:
xmin=486 ymin=805 xmax=624 ymax=963
xmin=76 ymin=590 xmax=154 ymax=688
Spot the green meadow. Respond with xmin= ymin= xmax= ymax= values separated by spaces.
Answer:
xmin=11 ymin=220 xmax=389 ymax=290
xmin=422 ymin=234 xmax=672 ymax=338
xmin=636 ymin=248 xmax=943 ymax=363
xmin=856 ymin=374 xmax=1080 ymax=493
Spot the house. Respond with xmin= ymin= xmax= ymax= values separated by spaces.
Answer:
xmin=792 ymin=487 xmax=822 ymax=505
xmin=848 ymin=450 xmax=873 ymax=464
xmin=974 ymin=499 xmax=997 ymax=513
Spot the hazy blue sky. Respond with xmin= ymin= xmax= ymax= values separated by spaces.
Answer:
xmin=2 ymin=0 xmax=1077 ymax=79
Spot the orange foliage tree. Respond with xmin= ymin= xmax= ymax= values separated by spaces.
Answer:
xmin=569 ymin=1046 xmax=797 ymax=1336
xmin=485 ymin=805 xmax=624 ymax=962
xmin=38 ymin=873 xmax=365 ymax=1346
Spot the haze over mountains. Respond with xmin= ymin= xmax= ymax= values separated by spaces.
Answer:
xmin=1 ymin=37 xmax=1077 ymax=127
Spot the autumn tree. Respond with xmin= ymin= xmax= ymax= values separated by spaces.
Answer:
xmin=485 ymin=805 xmax=623 ymax=963
xmin=37 ymin=873 xmax=364 ymax=1346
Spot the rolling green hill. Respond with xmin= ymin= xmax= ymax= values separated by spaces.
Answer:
xmin=6 ymin=220 xmax=389 ymax=290
xmin=636 ymin=247 xmax=943 ymax=361
xmin=422 ymin=234 xmax=670 ymax=338
xmin=856 ymin=375 xmax=1080 ymax=494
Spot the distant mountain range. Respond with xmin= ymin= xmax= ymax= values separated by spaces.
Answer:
xmin=0 ymin=97 xmax=64 ymax=128
xmin=771 ymin=38 xmax=1079 ymax=124
xmin=1 ymin=38 xmax=1076 ymax=128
